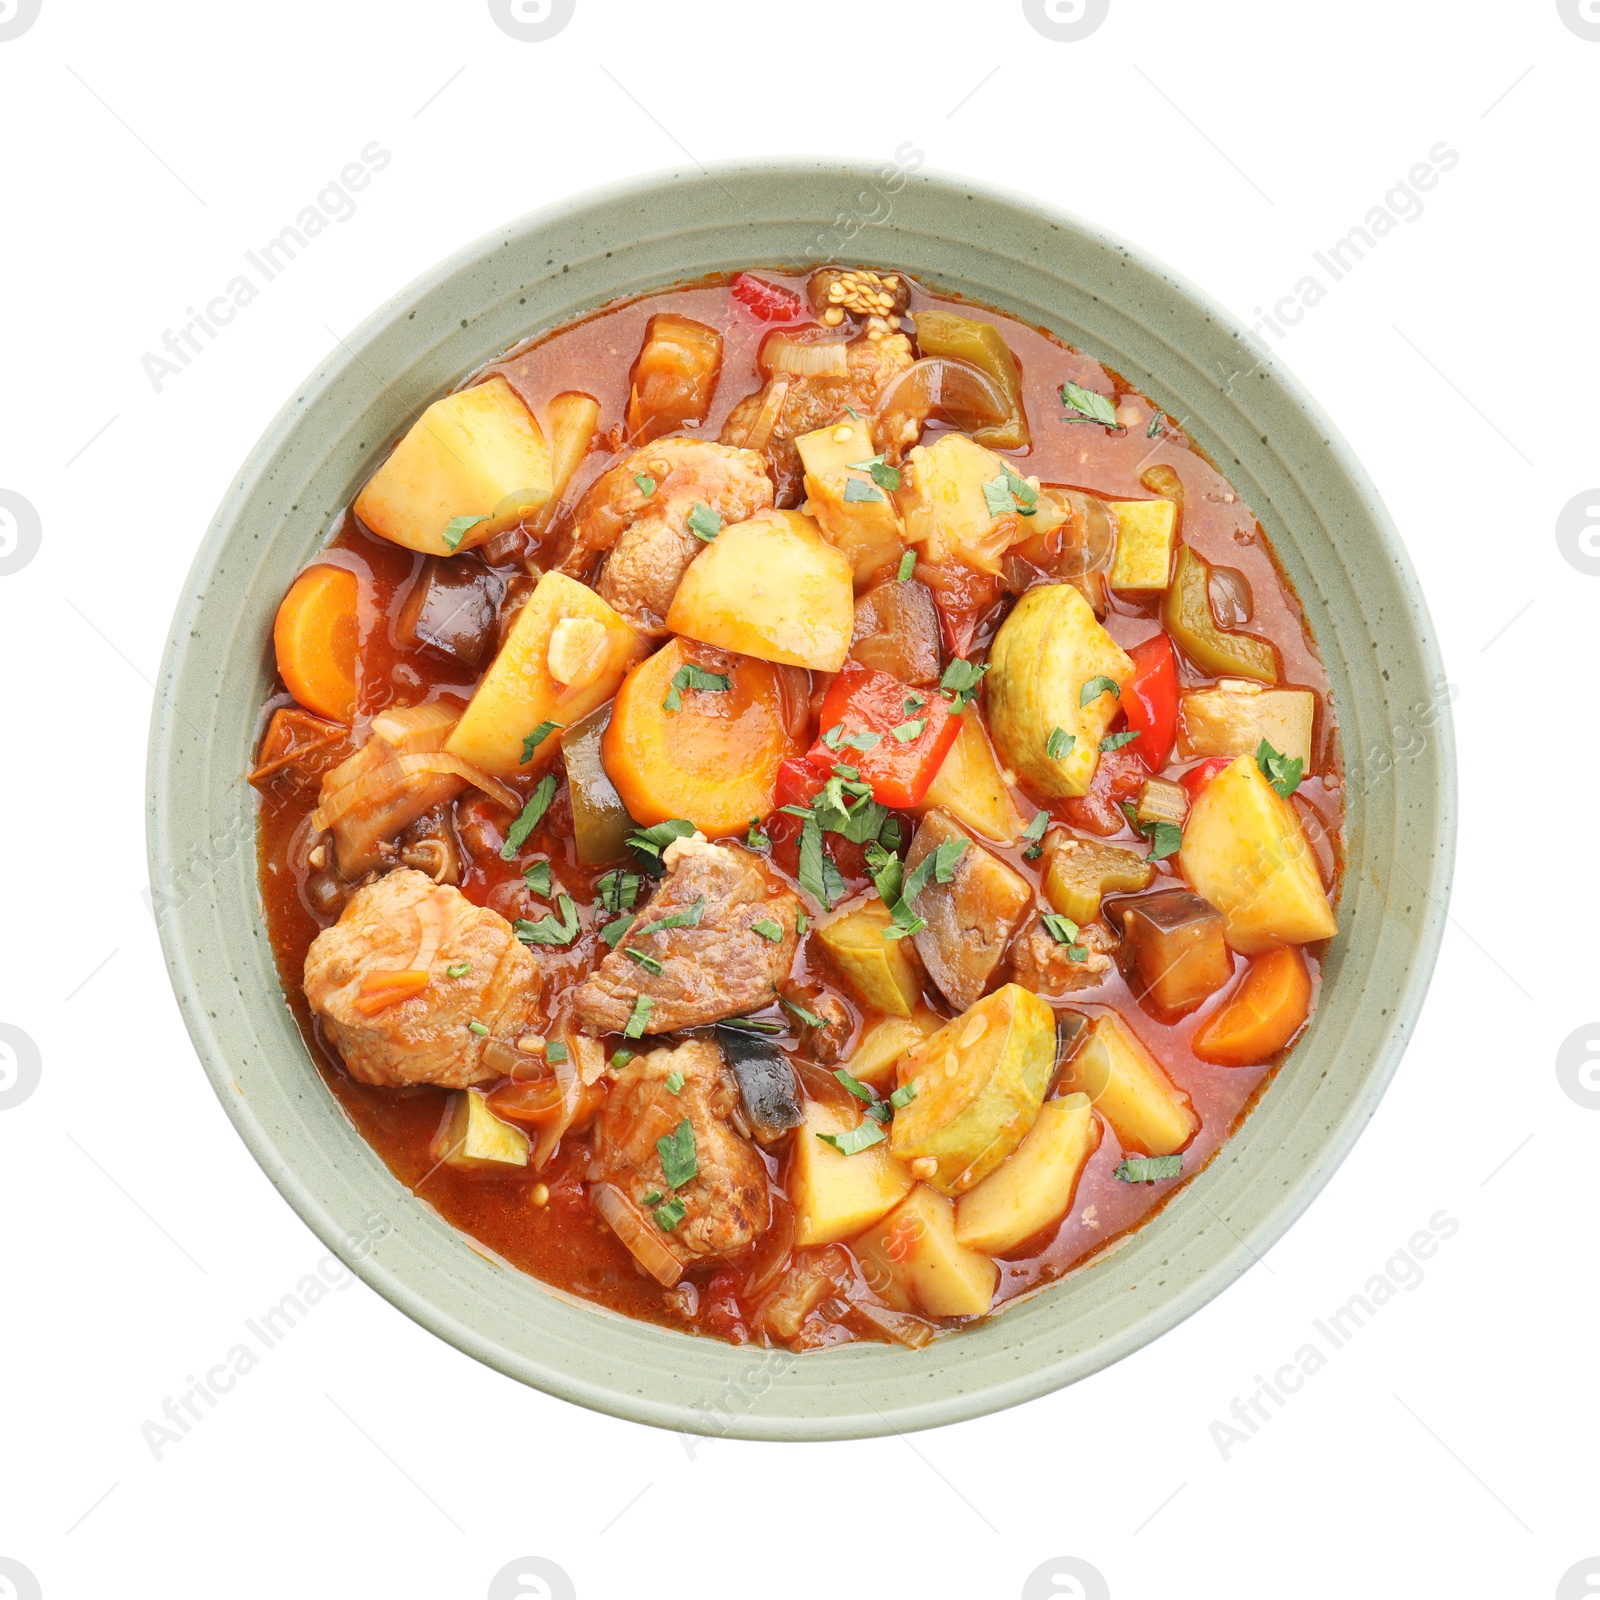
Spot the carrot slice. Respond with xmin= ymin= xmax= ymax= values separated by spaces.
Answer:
xmin=274 ymin=565 xmax=359 ymax=723
xmin=353 ymin=969 xmax=429 ymax=1015
xmin=1192 ymin=946 xmax=1312 ymax=1066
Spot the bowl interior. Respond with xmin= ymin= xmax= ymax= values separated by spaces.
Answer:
xmin=147 ymin=160 xmax=1455 ymax=1440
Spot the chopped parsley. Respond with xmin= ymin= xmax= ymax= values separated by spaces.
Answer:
xmin=1079 ymin=675 xmax=1121 ymax=708
xmin=746 ymin=817 xmax=770 ymax=850
xmin=1256 ymin=738 xmax=1304 ymax=798
xmin=782 ymin=996 xmax=827 ymax=1030
xmin=820 ymin=722 xmax=845 ymax=752
xmin=642 ymin=1189 xmax=662 ymax=1206
xmin=797 ymin=814 xmax=847 ymax=909
xmin=1144 ymin=820 xmax=1184 ymax=861
xmin=500 ymin=775 xmax=558 ymax=859
xmin=1115 ymin=1154 xmax=1182 ymax=1183
xmin=889 ymin=1081 xmax=917 ymax=1110
xmin=720 ymin=1016 xmax=784 ymax=1035
xmin=446 ymin=961 xmax=471 ymax=979
xmin=1041 ymin=912 xmax=1081 ymax=945
xmin=441 ymin=514 xmax=488 ymax=552
xmin=848 ymin=453 xmax=903 ymax=492
xmin=600 ymin=912 xmax=637 ymax=948
xmin=982 ymin=467 xmax=1039 ymax=520
xmin=902 ymin=694 xmax=926 ymax=715
xmin=796 ymin=911 xmax=809 ymax=935
xmin=610 ymin=1047 xmax=635 ymax=1069
xmin=686 ymin=502 xmax=722 ymax=542
xmin=623 ymin=994 xmax=654 ymax=1038
xmin=1047 ymin=727 xmax=1075 ymax=761
xmin=939 ymin=657 xmax=989 ymax=713
xmin=1100 ymin=730 xmax=1141 ymax=753
xmin=545 ymin=1040 xmax=569 ymax=1063
xmin=870 ymin=835 xmax=969 ymax=942
xmin=468 ymin=1020 xmax=489 ymax=1037
xmin=665 ymin=1069 xmax=685 ymax=1094
xmin=1059 ymin=380 xmax=1121 ymax=428
xmin=634 ymin=472 xmax=657 ymax=497
xmin=656 ymin=1118 xmax=698 ymax=1189
xmin=818 ymin=1120 xmax=887 ymax=1156
xmin=595 ymin=870 xmax=641 ymax=913
xmin=627 ymin=818 xmax=697 ymax=872
xmin=523 ymin=860 xmax=553 ymax=898
xmin=844 ymin=477 xmax=885 ymax=504
xmin=662 ymin=662 xmax=733 ymax=713
xmin=1146 ymin=411 xmax=1168 ymax=438
xmin=890 ymin=718 xmax=926 ymax=742
xmin=831 ymin=763 xmax=860 ymax=781
xmin=520 ymin=720 xmax=562 ymax=764
xmin=833 ymin=1068 xmax=875 ymax=1104
xmin=865 ymin=1100 xmax=894 ymax=1125
xmin=751 ymin=919 xmax=784 ymax=942
xmin=632 ymin=896 xmax=706 ymax=939
xmin=839 ymin=727 xmax=883 ymax=753
xmin=896 ymin=549 xmax=916 ymax=582
xmin=653 ymin=1196 xmax=687 ymax=1231
xmin=1021 ymin=810 xmax=1050 ymax=860
xmin=624 ymin=946 xmax=665 ymax=975
xmin=514 ymin=894 xmax=580 ymax=947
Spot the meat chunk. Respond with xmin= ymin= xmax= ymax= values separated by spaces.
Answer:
xmin=721 ymin=332 xmax=914 ymax=501
xmin=1009 ymin=916 xmax=1117 ymax=998
xmin=304 ymin=869 xmax=542 ymax=1088
xmin=560 ymin=439 xmax=773 ymax=633
xmin=589 ymin=1038 xmax=770 ymax=1261
xmin=906 ymin=809 xmax=1033 ymax=1012
xmin=573 ymin=836 xmax=800 ymax=1035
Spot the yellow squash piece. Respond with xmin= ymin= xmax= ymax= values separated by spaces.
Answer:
xmin=915 ymin=708 xmax=1023 ymax=844
xmin=444 ymin=571 xmax=648 ymax=778
xmin=796 ymin=417 xmax=907 ymax=587
xmin=1057 ymin=1013 xmax=1197 ymax=1157
xmin=434 ymin=1089 xmax=531 ymax=1172
xmin=847 ymin=1008 xmax=946 ymax=1089
xmin=791 ymin=1100 xmax=916 ymax=1247
xmin=533 ymin=391 xmax=601 ymax=531
xmin=354 ymin=375 xmax=553 ymax=556
xmin=1179 ymin=682 xmax=1317 ymax=767
xmin=818 ymin=899 xmax=922 ymax=1017
xmin=896 ymin=433 xmax=1021 ymax=575
xmin=1107 ymin=498 xmax=1177 ymax=592
xmin=955 ymin=1093 xmax=1099 ymax=1255
xmin=854 ymin=1185 xmax=999 ymax=1318
xmin=890 ymin=983 xmax=1057 ymax=1196
xmin=986 ymin=583 xmax=1135 ymax=799
xmin=665 ymin=509 xmax=854 ymax=672
xmin=1179 ymin=754 xmax=1337 ymax=952
xmin=1044 ymin=833 xmax=1154 ymax=924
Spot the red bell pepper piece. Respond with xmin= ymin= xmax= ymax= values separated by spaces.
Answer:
xmin=1181 ymin=756 xmax=1234 ymax=801
xmin=805 ymin=665 xmax=962 ymax=808
xmin=774 ymin=756 xmax=830 ymax=812
xmin=730 ymin=273 xmax=803 ymax=323
xmin=1121 ymin=632 xmax=1179 ymax=772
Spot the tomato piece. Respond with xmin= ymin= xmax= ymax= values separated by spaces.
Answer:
xmin=1181 ymin=756 xmax=1234 ymax=802
xmin=730 ymin=272 xmax=803 ymax=323
xmin=805 ymin=665 xmax=962 ymax=808
xmin=1121 ymin=632 xmax=1179 ymax=772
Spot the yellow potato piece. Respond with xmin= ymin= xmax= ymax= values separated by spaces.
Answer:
xmin=1057 ymin=1013 xmax=1197 ymax=1157
xmin=791 ymin=1100 xmax=916 ymax=1247
xmin=444 ymin=571 xmax=647 ymax=778
xmin=1107 ymin=498 xmax=1177 ymax=591
xmin=1179 ymin=755 xmax=1337 ymax=952
xmin=796 ymin=417 xmax=907 ymax=587
xmin=854 ymin=1185 xmax=999 ymax=1318
xmin=354 ymin=375 xmax=553 ymax=556
xmin=915 ymin=709 xmax=1023 ymax=844
xmin=890 ymin=983 xmax=1056 ymax=1196
xmin=435 ymin=1089 xmax=530 ymax=1172
xmin=1178 ymin=683 xmax=1317 ymax=767
xmin=818 ymin=899 xmax=922 ymax=1017
xmin=666 ymin=509 xmax=854 ymax=671
xmin=986 ymin=583 xmax=1135 ymax=799
xmin=847 ymin=1008 xmax=946 ymax=1089
xmin=896 ymin=433 xmax=1018 ymax=575
xmin=955 ymin=1093 xmax=1099 ymax=1254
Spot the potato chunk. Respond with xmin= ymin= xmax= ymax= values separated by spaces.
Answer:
xmin=444 ymin=571 xmax=648 ymax=778
xmin=1179 ymin=755 xmax=1337 ymax=953
xmin=1179 ymin=682 xmax=1317 ymax=767
xmin=890 ymin=983 xmax=1057 ymax=1195
xmin=791 ymin=1099 xmax=916 ymax=1246
xmin=954 ymin=1093 xmax=1099 ymax=1254
xmin=433 ymin=1089 xmax=530 ymax=1172
xmin=1057 ymin=1013 xmax=1197 ymax=1157
xmin=797 ymin=417 xmax=907 ymax=586
xmin=1107 ymin=497 xmax=1177 ymax=591
xmin=896 ymin=432 xmax=1021 ymax=575
xmin=354 ymin=376 xmax=552 ymax=556
xmin=914 ymin=709 xmax=1023 ymax=844
xmin=987 ymin=583 xmax=1135 ymax=799
xmin=666 ymin=509 xmax=854 ymax=671
xmin=854 ymin=1186 xmax=999 ymax=1318
xmin=847 ymin=1008 xmax=945 ymax=1088
xmin=818 ymin=899 xmax=922 ymax=1017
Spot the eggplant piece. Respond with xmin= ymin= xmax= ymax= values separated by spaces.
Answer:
xmin=848 ymin=577 xmax=942 ymax=686
xmin=1117 ymin=889 xmax=1234 ymax=1017
xmin=716 ymin=1027 xmax=804 ymax=1143
xmin=394 ymin=557 xmax=505 ymax=667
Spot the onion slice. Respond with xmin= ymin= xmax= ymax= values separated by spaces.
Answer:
xmin=732 ymin=375 xmax=791 ymax=452
xmin=530 ymin=1041 xmax=582 ymax=1170
xmin=312 ymin=753 xmax=519 ymax=832
xmin=873 ymin=356 xmax=1010 ymax=433
xmin=760 ymin=331 xmax=849 ymax=379
xmin=592 ymin=1182 xmax=684 ymax=1287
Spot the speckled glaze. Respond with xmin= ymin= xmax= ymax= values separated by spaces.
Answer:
xmin=146 ymin=161 xmax=1455 ymax=1440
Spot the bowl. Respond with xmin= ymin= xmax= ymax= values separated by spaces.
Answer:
xmin=146 ymin=159 xmax=1455 ymax=1440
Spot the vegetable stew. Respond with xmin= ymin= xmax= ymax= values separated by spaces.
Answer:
xmin=252 ymin=266 xmax=1342 ymax=1350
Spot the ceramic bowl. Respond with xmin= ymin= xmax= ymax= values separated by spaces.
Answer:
xmin=147 ymin=159 xmax=1455 ymax=1439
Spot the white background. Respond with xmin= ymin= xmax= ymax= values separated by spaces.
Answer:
xmin=2 ymin=2 xmax=1595 ymax=1597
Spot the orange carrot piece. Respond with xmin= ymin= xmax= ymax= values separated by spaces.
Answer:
xmin=353 ymin=969 xmax=429 ymax=1015
xmin=274 ymin=565 xmax=360 ymax=723
xmin=1192 ymin=946 xmax=1312 ymax=1066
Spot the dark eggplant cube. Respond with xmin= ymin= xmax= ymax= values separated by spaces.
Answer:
xmin=1119 ymin=890 xmax=1233 ymax=1017
xmin=716 ymin=1028 xmax=804 ymax=1143
xmin=395 ymin=558 xmax=505 ymax=667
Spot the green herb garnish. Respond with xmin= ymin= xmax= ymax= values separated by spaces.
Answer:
xmin=891 ymin=718 xmax=926 ymax=743
xmin=889 ymin=1081 xmax=917 ymax=1110
xmin=632 ymin=896 xmax=706 ymax=939
xmin=1100 ymin=730 xmax=1141 ymax=752
xmin=446 ymin=961 xmax=470 ymax=979
xmin=610 ymin=1047 xmax=635 ymax=1069
xmin=818 ymin=1121 xmax=887 ymax=1156
xmin=1021 ymin=810 xmax=1050 ymax=861
xmin=520 ymin=720 xmax=562 ymax=764
xmin=662 ymin=662 xmax=733 ymax=713
xmin=1256 ymin=738 xmax=1304 ymax=798
xmin=665 ymin=1069 xmax=685 ymax=1094
xmin=501 ymin=775 xmax=558 ymax=859
xmin=1047 ymin=727 xmax=1075 ymax=760
xmin=751 ymin=919 xmax=784 ymax=942
xmin=1144 ymin=820 xmax=1184 ymax=861
xmin=523 ymin=860 xmax=553 ymax=898
xmin=468 ymin=1020 xmax=489 ymax=1037
xmin=939 ymin=657 xmax=989 ymax=713
xmin=514 ymin=893 xmax=580 ymax=947
xmin=600 ymin=912 xmax=636 ymax=948
xmin=653 ymin=1197 xmax=687 ymax=1230
xmin=833 ymin=1068 xmax=875 ymax=1104
xmin=844 ymin=477 xmax=885 ymax=504
xmin=896 ymin=549 xmax=916 ymax=582
xmin=849 ymin=454 xmax=903 ymax=492
xmin=1059 ymin=381 xmax=1120 ymax=428
xmin=545 ymin=1040 xmax=569 ymax=1063
xmin=746 ymin=817 xmax=770 ymax=850
xmin=686 ymin=502 xmax=722 ymax=542
xmin=441 ymin=514 xmax=488 ymax=552
xmin=1041 ymin=912 xmax=1081 ymax=945
xmin=1079 ymin=675 xmax=1121 ymax=708
xmin=656 ymin=1118 xmax=698 ymax=1189
xmin=624 ymin=946 xmax=665 ymax=975
xmin=1115 ymin=1154 xmax=1182 ymax=1183
xmin=627 ymin=818 xmax=697 ymax=871
xmin=595 ymin=870 xmax=641 ymax=913
xmin=782 ymin=996 xmax=828 ymax=1030
xmin=623 ymin=994 xmax=654 ymax=1038
xmin=634 ymin=473 xmax=657 ymax=497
